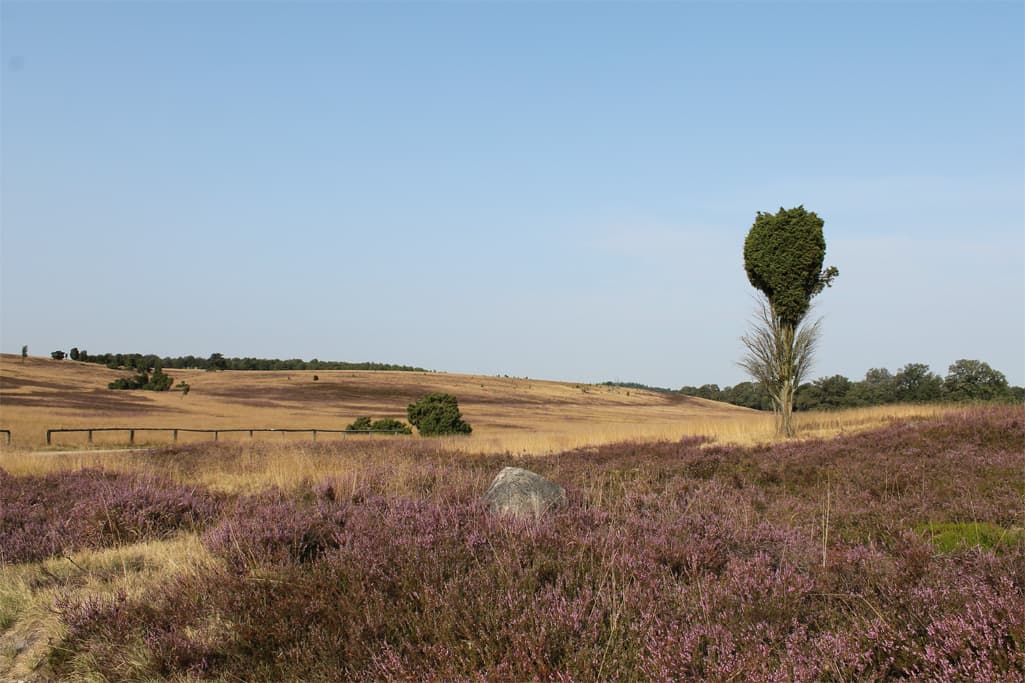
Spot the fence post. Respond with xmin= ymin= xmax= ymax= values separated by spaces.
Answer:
xmin=46 ymin=430 xmax=52 ymax=445
xmin=249 ymin=430 xmax=253 ymax=439
xmin=88 ymin=430 xmax=93 ymax=444
xmin=129 ymin=430 xmax=135 ymax=445
xmin=173 ymin=429 xmax=178 ymax=442
xmin=214 ymin=431 xmax=219 ymax=442
xmin=312 ymin=430 xmax=317 ymax=442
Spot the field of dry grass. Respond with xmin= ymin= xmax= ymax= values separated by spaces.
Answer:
xmin=1 ymin=354 xmax=953 ymax=455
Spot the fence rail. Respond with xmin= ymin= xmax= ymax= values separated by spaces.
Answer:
xmin=44 ymin=427 xmax=409 ymax=446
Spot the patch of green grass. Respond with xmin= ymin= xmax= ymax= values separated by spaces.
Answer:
xmin=918 ymin=521 xmax=1025 ymax=553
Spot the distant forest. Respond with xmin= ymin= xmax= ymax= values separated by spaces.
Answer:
xmin=608 ymin=359 xmax=1024 ymax=411
xmin=56 ymin=349 xmax=426 ymax=373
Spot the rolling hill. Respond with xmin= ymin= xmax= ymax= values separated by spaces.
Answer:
xmin=0 ymin=354 xmax=757 ymax=452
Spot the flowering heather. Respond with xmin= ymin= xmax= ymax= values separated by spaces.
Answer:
xmin=25 ymin=407 xmax=1025 ymax=679
xmin=0 ymin=468 xmax=221 ymax=564
xmin=203 ymin=496 xmax=348 ymax=570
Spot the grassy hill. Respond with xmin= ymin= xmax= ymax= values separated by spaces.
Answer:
xmin=1 ymin=354 xmax=956 ymax=452
xmin=0 ymin=354 xmax=764 ymax=452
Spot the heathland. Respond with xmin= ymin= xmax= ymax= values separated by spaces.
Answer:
xmin=1 ymin=355 xmax=1023 ymax=680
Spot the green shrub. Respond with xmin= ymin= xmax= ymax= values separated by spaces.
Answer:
xmin=369 ymin=418 xmax=412 ymax=434
xmin=145 ymin=366 xmax=174 ymax=391
xmin=108 ymin=376 xmax=141 ymax=390
xmin=407 ymin=393 xmax=472 ymax=436
xmin=345 ymin=417 xmax=373 ymax=432
xmin=345 ymin=417 xmax=412 ymax=434
xmin=108 ymin=365 xmax=173 ymax=391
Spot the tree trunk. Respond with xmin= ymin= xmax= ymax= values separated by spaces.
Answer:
xmin=779 ymin=379 xmax=795 ymax=438
xmin=776 ymin=323 xmax=797 ymax=438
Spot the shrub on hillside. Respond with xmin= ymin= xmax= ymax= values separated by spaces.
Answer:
xmin=370 ymin=418 xmax=412 ymax=434
xmin=108 ymin=365 xmax=174 ymax=391
xmin=407 ymin=393 xmax=472 ymax=436
xmin=344 ymin=417 xmax=411 ymax=433
xmin=345 ymin=417 xmax=373 ymax=432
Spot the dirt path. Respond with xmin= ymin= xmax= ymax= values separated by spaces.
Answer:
xmin=24 ymin=448 xmax=155 ymax=456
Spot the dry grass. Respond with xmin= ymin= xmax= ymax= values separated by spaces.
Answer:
xmin=0 ymin=534 xmax=214 ymax=679
xmin=1 ymin=354 xmax=954 ymax=459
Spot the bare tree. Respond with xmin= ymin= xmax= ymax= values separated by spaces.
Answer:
xmin=739 ymin=296 xmax=822 ymax=438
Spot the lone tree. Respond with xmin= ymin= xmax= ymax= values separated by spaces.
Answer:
xmin=741 ymin=206 xmax=837 ymax=437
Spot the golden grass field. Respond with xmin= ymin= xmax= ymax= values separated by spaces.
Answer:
xmin=1 ymin=354 xmax=952 ymax=457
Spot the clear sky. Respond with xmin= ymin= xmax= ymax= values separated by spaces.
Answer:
xmin=2 ymin=1 xmax=1023 ymax=388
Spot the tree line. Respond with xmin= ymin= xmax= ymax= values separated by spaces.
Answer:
xmin=49 ymin=350 xmax=427 ymax=373
xmin=679 ymin=358 xmax=1023 ymax=411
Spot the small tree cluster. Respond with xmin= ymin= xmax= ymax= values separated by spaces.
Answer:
xmin=108 ymin=364 xmax=174 ymax=391
xmin=680 ymin=381 xmax=773 ymax=410
xmin=407 ymin=393 xmax=472 ymax=436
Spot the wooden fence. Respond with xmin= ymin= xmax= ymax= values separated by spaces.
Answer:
xmin=43 ymin=427 xmax=409 ymax=446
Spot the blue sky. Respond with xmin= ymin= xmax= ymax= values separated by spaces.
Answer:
xmin=2 ymin=1 xmax=1023 ymax=387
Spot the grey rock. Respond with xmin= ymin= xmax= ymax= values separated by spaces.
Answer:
xmin=483 ymin=467 xmax=567 ymax=519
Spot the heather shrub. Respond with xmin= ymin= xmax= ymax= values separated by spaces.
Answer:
xmin=203 ymin=497 xmax=347 ymax=570
xmin=56 ymin=585 xmax=226 ymax=680
xmin=0 ymin=468 xmax=221 ymax=564
xmin=41 ymin=408 xmax=1025 ymax=681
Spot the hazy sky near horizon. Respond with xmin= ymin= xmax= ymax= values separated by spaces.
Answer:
xmin=2 ymin=1 xmax=1023 ymax=388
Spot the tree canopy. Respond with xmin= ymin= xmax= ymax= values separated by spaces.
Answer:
xmin=944 ymin=359 xmax=1010 ymax=402
xmin=743 ymin=206 xmax=838 ymax=326
xmin=407 ymin=394 xmax=472 ymax=436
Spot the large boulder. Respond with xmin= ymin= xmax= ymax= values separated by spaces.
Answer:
xmin=482 ymin=467 xmax=567 ymax=519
